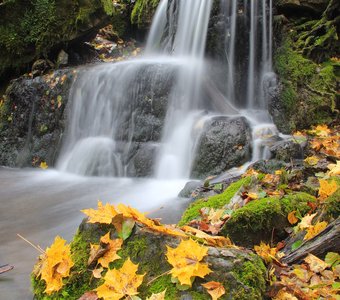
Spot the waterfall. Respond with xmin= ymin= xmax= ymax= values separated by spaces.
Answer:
xmin=57 ymin=0 xmax=278 ymax=179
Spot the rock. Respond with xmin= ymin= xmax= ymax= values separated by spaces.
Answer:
xmin=276 ymin=0 xmax=330 ymax=16
xmin=191 ymin=116 xmax=252 ymax=179
xmin=270 ymin=140 xmax=303 ymax=162
xmin=0 ymin=69 xmax=75 ymax=167
xmin=32 ymin=219 xmax=267 ymax=299
xmin=31 ymin=59 xmax=54 ymax=77
xmin=178 ymin=181 xmax=202 ymax=198
xmin=126 ymin=142 xmax=158 ymax=177
xmin=57 ymin=50 xmax=69 ymax=67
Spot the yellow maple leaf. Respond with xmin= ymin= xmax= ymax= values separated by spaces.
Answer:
xmin=95 ymin=258 xmax=144 ymax=300
xmin=81 ymin=201 xmax=119 ymax=224
xmin=304 ymin=254 xmax=329 ymax=273
xmin=254 ymin=242 xmax=278 ymax=264
xmin=318 ymin=179 xmax=338 ymax=201
xmin=328 ymin=161 xmax=340 ymax=176
xmin=273 ymin=289 xmax=298 ymax=300
xmin=304 ymin=221 xmax=328 ymax=240
xmin=309 ymin=125 xmax=331 ymax=137
xmin=304 ymin=156 xmax=319 ymax=166
xmin=39 ymin=161 xmax=48 ymax=169
xmin=39 ymin=236 xmax=74 ymax=295
xmin=97 ymin=233 xmax=123 ymax=268
xmin=287 ymin=211 xmax=299 ymax=225
xmin=166 ymin=239 xmax=211 ymax=286
xmin=146 ymin=290 xmax=166 ymax=300
xmin=202 ymin=281 xmax=225 ymax=300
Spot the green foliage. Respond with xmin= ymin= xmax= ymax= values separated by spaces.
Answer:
xmin=178 ymin=177 xmax=252 ymax=226
xmin=131 ymin=0 xmax=160 ymax=28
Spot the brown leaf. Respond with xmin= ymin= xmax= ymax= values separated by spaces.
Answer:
xmin=287 ymin=211 xmax=299 ymax=225
xmin=78 ymin=291 xmax=99 ymax=300
xmin=304 ymin=254 xmax=328 ymax=273
xmin=202 ymin=281 xmax=225 ymax=300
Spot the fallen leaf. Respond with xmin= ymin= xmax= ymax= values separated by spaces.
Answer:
xmin=304 ymin=221 xmax=328 ymax=240
xmin=166 ymin=239 xmax=211 ymax=286
xmin=304 ymin=254 xmax=328 ymax=273
xmin=304 ymin=156 xmax=319 ymax=166
xmin=325 ymin=252 xmax=340 ymax=268
xmin=78 ymin=291 xmax=99 ymax=300
xmin=146 ymin=290 xmax=166 ymax=300
xmin=297 ymin=213 xmax=316 ymax=230
xmin=95 ymin=258 xmax=144 ymax=300
xmin=92 ymin=267 xmax=103 ymax=279
xmin=254 ymin=242 xmax=278 ymax=264
xmin=82 ymin=201 xmax=119 ymax=224
xmin=38 ymin=236 xmax=74 ymax=295
xmin=318 ymin=179 xmax=337 ymax=201
xmin=97 ymin=233 xmax=123 ymax=268
xmin=327 ymin=161 xmax=340 ymax=176
xmin=39 ymin=161 xmax=48 ymax=169
xmin=287 ymin=211 xmax=299 ymax=225
xmin=88 ymin=243 xmax=107 ymax=267
xmin=202 ymin=281 xmax=225 ymax=300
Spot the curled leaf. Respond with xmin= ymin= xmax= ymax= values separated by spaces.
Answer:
xmin=202 ymin=281 xmax=225 ymax=300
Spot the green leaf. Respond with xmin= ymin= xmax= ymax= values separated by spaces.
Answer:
xmin=119 ymin=219 xmax=135 ymax=240
xmin=332 ymin=282 xmax=340 ymax=290
xmin=213 ymin=183 xmax=223 ymax=191
xmin=325 ymin=252 xmax=340 ymax=267
xmin=291 ymin=240 xmax=303 ymax=250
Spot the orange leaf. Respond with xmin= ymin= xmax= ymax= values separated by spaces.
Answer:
xmin=202 ymin=281 xmax=225 ymax=300
xmin=254 ymin=242 xmax=278 ymax=264
xmin=304 ymin=221 xmax=328 ymax=240
xmin=318 ymin=179 xmax=338 ymax=201
xmin=287 ymin=211 xmax=299 ymax=225
xmin=38 ymin=236 xmax=74 ymax=295
xmin=166 ymin=239 xmax=211 ymax=286
xmin=95 ymin=258 xmax=144 ymax=300
xmin=304 ymin=254 xmax=328 ymax=273
xmin=97 ymin=233 xmax=123 ymax=268
xmin=81 ymin=201 xmax=119 ymax=224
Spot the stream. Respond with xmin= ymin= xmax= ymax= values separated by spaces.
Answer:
xmin=0 ymin=168 xmax=189 ymax=299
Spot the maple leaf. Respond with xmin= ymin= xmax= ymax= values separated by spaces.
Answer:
xmin=254 ymin=242 xmax=279 ymax=264
xmin=82 ymin=201 xmax=119 ymax=224
xmin=304 ymin=254 xmax=328 ymax=273
xmin=38 ymin=236 xmax=74 ymax=295
xmin=166 ymin=239 xmax=211 ymax=286
xmin=97 ymin=233 xmax=123 ymax=268
xmin=95 ymin=258 xmax=144 ymax=300
xmin=273 ymin=289 xmax=298 ymax=300
xmin=304 ymin=221 xmax=328 ymax=240
xmin=181 ymin=225 xmax=233 ymax=247
xmin=328 ymin=161 xmax=340 ymax=176
xmin=202 ymin=281 xmax=225 ymax=300
xmin=146 ymin=290 xmax=166 ymax=300
xmin=92 ymin=267 xmax=104 ymax=279
xmin=287 ymin=211 xmax=299 ymax=225
xmin=39 ymin=161 xmax=48 ymax=169
xmin=309 ymin=125 xmax=331 ymax=137
xmin=318 ymin=179 xmax=338 ymax=201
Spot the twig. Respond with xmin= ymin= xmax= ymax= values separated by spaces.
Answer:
xmin=147 ymin=270 xmax=171 ymax=286
xmin=17 ymin=234 xmax=45 ymax=254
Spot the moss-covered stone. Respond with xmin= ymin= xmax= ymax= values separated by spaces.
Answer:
xmin=178 ymin=177 xmax=252 ymax=226
xmin=221 ymin=192 xmax=316 ymax=246
xmin=131 ymin=0 xmax=160 ymax=29
xmin=32 ymin=220 xmax=268 ymax=299
xmin=325 ymin=187 xmax=340 ymax=220
xmin=272 ymin=31 xmax=338 ymax=133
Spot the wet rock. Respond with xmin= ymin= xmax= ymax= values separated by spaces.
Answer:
xmin=276 ymin=0 xmax=330 ymax=16
xmin=270 ymin=139 xmax=304 ymax=162
xmin=251 ymin=159 xmax=287 ymax=174
xmin=57 ymin=50 xmax=69 ymax=67
xmin=31 ymin=59 xmax=54 ymax=77
xmin=178 ymin=181 xmax=202 ymax=198
xmin=126 ymin=142 xmax=158 ymax=177
xmin=191 ymin=116 xmax=252 ymax=179
xmin=0 ymin=69 xmax=76 ymax=167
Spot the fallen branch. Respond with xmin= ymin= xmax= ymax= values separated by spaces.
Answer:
xmin=0 ymin=264 xmax=14 ymax=274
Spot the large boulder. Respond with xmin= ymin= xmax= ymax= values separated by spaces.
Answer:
xmin=191 ymin=116 xmax=252 ymax=179
xmin=276 ymin=0 xmax=330 ymax=16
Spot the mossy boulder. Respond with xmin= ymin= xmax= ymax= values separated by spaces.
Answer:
xmin=221 ymin=192 xmax=316 ymax=247
xmin=0 ymin=0 xmax=129 ymax=80
xmin=0 ymin=69 xmax=76 ymax=167
xmin=32 ymin=220 xmax=267 ymax=299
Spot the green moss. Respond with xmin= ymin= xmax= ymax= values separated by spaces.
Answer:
xmin=232 ymin=257 xmax=267 ymax=300
xmin=222 ymin=192 xmax=315 ymax=246
xmin=179 ymin=177 xmax=252 ymax=226
xmin=147 ymin=275 xmax=179 ymax=300
xmin=131 ymin=0 xmax=160 ymax=28
xmin=325 ymin=187 xmax=340 ymax=219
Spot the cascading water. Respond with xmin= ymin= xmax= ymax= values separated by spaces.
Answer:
xmin=57 ymin=0 xmax=279 ymax=179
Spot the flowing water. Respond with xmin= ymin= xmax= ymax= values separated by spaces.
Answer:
xmin=0 ymin=0 xmax=282 ymax=298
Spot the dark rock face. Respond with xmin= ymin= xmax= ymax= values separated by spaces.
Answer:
xmin=0 ymin=69 xmax=75 ymax=167
xmin=276 ymin=0 xmax=330 ymax=16
xmin=270 ymin=140 xmax=303 ymax=162
xmin=191 ymin=116 xmax=252 ymax=179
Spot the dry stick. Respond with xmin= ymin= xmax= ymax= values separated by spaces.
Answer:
xmin=147 ymin=270 xmax=171 ymax=286
xmin=17 ymin=234 xmax=45 ymax=254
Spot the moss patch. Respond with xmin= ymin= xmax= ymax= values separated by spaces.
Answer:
xmin=131 ymin=0 xmax=160 ymax=29
xmin=178 ymin=177 xmax=252 ymax=226
xmin=221 ymin=192 xmax=315 ymax=246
